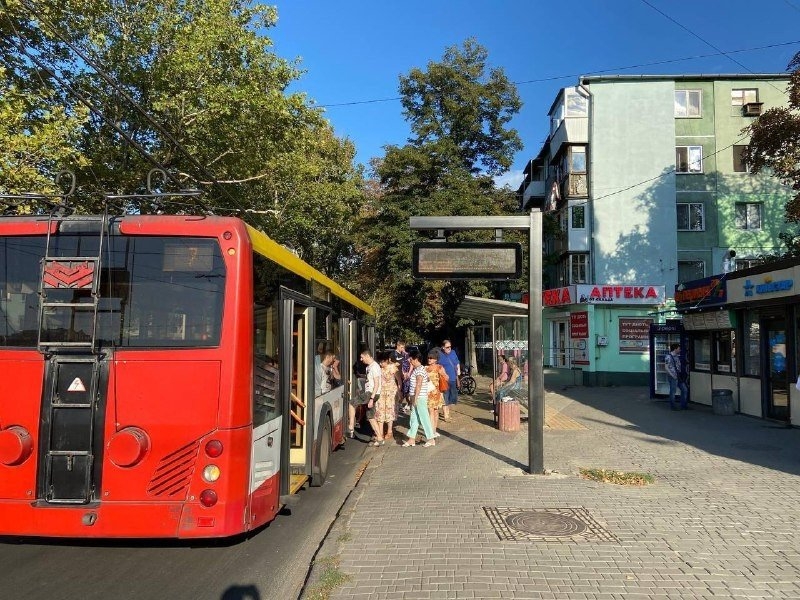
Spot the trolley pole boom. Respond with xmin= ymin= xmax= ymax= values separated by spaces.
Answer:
xmin=409 ymin=211 xmax=544 ymax=474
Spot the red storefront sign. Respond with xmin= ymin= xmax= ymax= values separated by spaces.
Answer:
xmin=543 ymin=286 xmax=574 ymax=307
xmin=576 ymin=284 xmax=664 ymax=305
xmin=619 ymin=317 xmax=653 ymax=353
xmin=570 ymin=311 xmax=589 ymax=338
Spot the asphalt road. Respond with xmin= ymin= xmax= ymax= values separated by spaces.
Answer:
xmin=0 ymin=439 xmax=369 ymax=600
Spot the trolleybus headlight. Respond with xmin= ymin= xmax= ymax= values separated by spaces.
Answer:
xmin=199 ymin=489 xmax=218 ymax=507
xmin=204 ymin=439 xmax=223 ymax=458
xmin=202 ymin=464 xmax=221 ymax=483
xmin=0 ymin=426 xmax=33 ymax=466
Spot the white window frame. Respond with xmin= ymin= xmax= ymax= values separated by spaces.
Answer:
xmin=677 ymin=202 xmax=705 ymax=231
xmin=569 ymin=254 xmax=588 ymax=284
xmin=731 ymin=88 xmax=759 ymax=106
xmin=735 ymin=258 xmax=760 ymax=270
xmin=735 ymin=202 xmax=763 ymax=230
xmin=675 ymin=89 xmax=702 ymax=117
xmin=676 ymin=146 xmax=703 ymax=173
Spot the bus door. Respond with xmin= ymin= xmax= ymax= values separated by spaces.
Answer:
xmin=279 ymin=294 xmax=313 ymax=497
xmin=339 ymin=317 xmax=353 ymax=413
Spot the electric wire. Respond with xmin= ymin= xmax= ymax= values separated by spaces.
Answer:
xmin=639 ymin=0 xmax=790 ymax=96
xmin=4 ymin=3 xmax=270 ymax=229
xmin=15 ymin=1 xmax=249 ymax=216
xmin=316 ymin=40 xmax=800 ymax=108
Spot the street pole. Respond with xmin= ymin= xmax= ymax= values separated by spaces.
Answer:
xmin=408 ymin=213 xmax=544 ymax=474
xmin=529 ymin=209 xmax=544 ymax=474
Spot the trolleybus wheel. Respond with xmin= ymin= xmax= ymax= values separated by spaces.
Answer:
xmin=311 ymin=419 xmax=331 ymax=487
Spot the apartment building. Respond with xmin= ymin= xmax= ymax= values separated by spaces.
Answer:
xmin=518 ymin=74 xmax=792 ymax=386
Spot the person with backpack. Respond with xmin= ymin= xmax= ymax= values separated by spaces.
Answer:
xmin=666 ymin=342 xmax=689 ymax=410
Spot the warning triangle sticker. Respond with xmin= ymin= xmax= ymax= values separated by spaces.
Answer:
xmin=67 ymin=377 xmax=86 ymax=392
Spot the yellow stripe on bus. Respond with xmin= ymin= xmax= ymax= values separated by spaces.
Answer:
xmin=245 ymin=224 xmax=374 ymax=316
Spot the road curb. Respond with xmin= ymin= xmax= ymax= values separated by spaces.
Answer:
xmin=298 ymin=442 xmax=380 ymax=599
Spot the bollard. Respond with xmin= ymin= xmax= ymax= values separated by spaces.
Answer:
xmin=498 ymin=398 xmax=520 ymax=432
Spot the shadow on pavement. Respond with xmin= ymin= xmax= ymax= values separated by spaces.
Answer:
xmin=557 ymin=385 xmax=800 ymax=477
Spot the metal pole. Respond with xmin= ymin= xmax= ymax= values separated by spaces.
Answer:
xmin=529 ymin=209 xmax=544 ymax=474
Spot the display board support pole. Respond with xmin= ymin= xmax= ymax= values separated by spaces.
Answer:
xmin=409 ymin=211 xmax=544 ymax=474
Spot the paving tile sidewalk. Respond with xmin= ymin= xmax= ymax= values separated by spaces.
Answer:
xmin=303 ymin=380 xmax=800 ymax=600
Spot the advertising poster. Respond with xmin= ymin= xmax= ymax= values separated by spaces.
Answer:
xmin=619 ymin=317 xmax=653 ymax=353
xmin=570 ymin=311 xmax=589 ymax=365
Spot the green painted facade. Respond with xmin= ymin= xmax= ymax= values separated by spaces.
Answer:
xmin=530 ymin=75 xmax=792 ymax=387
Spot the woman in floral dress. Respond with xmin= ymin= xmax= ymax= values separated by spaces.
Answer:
xmin=425 ymin=350 xmax=448 ymax=438
xmin=376 ymin=352 xmax=399 ymax=442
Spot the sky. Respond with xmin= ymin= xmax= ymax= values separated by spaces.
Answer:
xmin=268 ymin=0 xmax=800 ymax=189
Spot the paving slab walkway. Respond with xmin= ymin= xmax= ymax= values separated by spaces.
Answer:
xmin=302 ymin=378 xmax=800 ymax=600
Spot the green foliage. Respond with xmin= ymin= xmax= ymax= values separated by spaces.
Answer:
xmin=352 ymin=40 xmax=523 ymax=341
xmin=744 ymin=53 xmax=800 ymax=224
xmin=0 ymin=1 xmax=364 ymax=277
xmin=0 ymin=70 xmax=90 ymax=198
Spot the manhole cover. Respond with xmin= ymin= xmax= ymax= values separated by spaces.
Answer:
xmin=483 ymin=507 xmax=618 ymax=543
xmin=731 ymin=442 xmax=780 ymax=451
xmin=506 ymin=511 xmax=587 ymax=536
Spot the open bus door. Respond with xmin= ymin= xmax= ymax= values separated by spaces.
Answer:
xmin=278 ymin=293 xmax=314 ymax=502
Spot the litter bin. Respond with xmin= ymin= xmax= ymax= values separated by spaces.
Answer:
xmin=498 ymin=397 xmax=520 ymax=432
xmin=711 ymin=389 xmax=735 ymax=415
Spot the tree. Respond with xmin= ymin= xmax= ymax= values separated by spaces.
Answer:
xmin=0 ymin=1 xmax=364 ymax=276
xmin=744 ymin=52 xmax=800 ymax=253
xmin=353 ymin=39 xmax=523 ymax=342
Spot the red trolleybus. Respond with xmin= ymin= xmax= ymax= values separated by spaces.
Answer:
xmin=0 ymin=214 xmax=374 ymax=538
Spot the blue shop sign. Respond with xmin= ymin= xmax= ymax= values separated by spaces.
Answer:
xmin=744 ymin=278 xmax=793 ymax=297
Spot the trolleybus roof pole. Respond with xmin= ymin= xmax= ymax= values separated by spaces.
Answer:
xmin=409 ymin=211 xmax=544 ymax=474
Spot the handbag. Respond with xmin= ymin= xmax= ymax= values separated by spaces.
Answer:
xmin=438 ymin=368 xmax=449 ymax=392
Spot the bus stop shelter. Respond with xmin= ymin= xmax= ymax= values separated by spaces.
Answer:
xmin=456 ymin=295 xmax=529 ymax=393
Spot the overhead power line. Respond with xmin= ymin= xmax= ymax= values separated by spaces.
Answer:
xmin=639 ymin=0 xmax=789 ymax=96
xmin=316 ymin=40 xmax=800 ymax=108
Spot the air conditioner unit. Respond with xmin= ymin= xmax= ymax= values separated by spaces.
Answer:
xmin=743 ymin=102 xmax=763 ymax=117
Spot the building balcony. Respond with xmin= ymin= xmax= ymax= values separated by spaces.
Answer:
xmin=521 ymin=179 xmax=546 ymax=203
xmin=549 ymin=117 xmax=588 ymax=157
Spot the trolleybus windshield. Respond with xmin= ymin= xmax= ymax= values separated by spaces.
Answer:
xmin=0 ymin=234 xmax=225 ymax=348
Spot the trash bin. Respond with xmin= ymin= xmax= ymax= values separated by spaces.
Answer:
xmin=711 ymin=389 xmax=735 ymax=415
xmin=498 ymin=397 xmax=520 ymax=432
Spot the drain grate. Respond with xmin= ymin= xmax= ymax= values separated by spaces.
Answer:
xmin=483 ymin=507 xmax=618 ymax=543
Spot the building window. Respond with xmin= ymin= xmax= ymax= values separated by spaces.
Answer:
xmin=692 ymin=333 xmax=711 ymax=371
xmin=713 ymin=330 xmax=735 ymax=374
xmin=571 ymin=205 xmax=585 ymax=229
xmin=677 ymin=203 xmax=704 ymax=231
xmin=570 ymin=254 xmax=588 ymax=284
xmin=734 ymin=258 xmax=760 ymax=270
xmin=731 ymin=89 xmax=758 ymax=106
xmin=566 ymin=90 xmax=588 ymax=117
xmin=675 ymin=89 xmax=701 ymax=117
xmin=676 ymin=146 xmax=703 ymax=173
xmin=570 ymin=147 xmax=586 ymax=173
xmin=678 ymin=260 xmax=705 ymax=283
xmin=735 ymin=202 xmax=762 ymax=230
xmin=743 ymin=312 xmax=760 ymax=376
xmin=733 ymin=145 xmax=749 ymax=172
